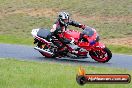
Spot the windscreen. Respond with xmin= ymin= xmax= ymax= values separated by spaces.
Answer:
xmin=82 ymin=27 xmax=95 ymax=37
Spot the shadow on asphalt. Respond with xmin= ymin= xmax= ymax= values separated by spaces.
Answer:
xmin=35 ymin=56 xmax=111 ymax=65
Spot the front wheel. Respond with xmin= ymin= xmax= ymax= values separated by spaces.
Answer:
xmin=89 ymin=47 xmax=112 ymax=63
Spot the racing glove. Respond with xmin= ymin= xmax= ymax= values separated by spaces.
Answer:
xmin=79 ymin=24 xmax=86 ymax=29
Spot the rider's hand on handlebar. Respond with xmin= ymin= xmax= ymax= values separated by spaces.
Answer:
xmin=79 ymin=24 xmax=86 ymax=29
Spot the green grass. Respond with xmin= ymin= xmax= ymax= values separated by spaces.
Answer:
xmin=0 ymin=59 xmax=132 ymax=88
xmin=0 ymin=0 xmax=131 ymax=38
xmin=0 ymin=35 xmax=33 ymax=45
xmin=0 ymin=14 xmax=52 ymax=37
xmin=0 ymin=0 xmax=131 ymax=16
xmin=108 ymin=44 xmax=132 ymax=55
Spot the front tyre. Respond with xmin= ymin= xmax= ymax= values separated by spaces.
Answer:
xmin=89 ymin=47 xmax=112 ymax=63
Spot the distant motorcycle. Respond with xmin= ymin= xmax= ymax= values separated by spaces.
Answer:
xmin=31 ymin=26 xmax=112 ymax=63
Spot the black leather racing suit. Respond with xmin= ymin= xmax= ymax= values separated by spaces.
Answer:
xmin=49 ymin=19 xmax=85 ymax=50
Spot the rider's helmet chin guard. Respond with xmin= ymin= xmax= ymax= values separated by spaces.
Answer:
xmin=58 ymin=12 xmax=70 ymax=26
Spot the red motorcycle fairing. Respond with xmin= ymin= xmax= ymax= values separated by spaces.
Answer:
xmin=35 ymin=36 xmax=51 ymax=46
xmin=78 ymin=42 xmax=105 ymax=51
xmin=63 ymin=29 xmax=105 ymax=50
xmin=63 ymin=30 xmax=80 ymax=42
xmin=94 ymin=42 xmax=105 ymax=49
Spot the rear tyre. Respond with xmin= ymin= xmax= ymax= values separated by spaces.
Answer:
xmin=89 ymin=47 xmax=112 ymax=63
xmin=40 ymin=52 xmax=53 ymax=58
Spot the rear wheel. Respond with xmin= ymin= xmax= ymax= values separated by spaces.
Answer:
xmin=89 ymin=47 xmax=112 ymax=63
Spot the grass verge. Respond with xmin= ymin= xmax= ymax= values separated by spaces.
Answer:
xmin=0 ymin=35 xmax=33 ymax=45
xmin=108 ymin=44 xmax=132 ymax=55
xmin=0 ymin=59 xmax=131 ymax=88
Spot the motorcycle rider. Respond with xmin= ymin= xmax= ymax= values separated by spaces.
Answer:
xmin=48 ymin=12 xmax=86 ymax=56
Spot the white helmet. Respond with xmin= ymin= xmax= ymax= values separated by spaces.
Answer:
xmin=58 ymin=12 xmax=70 ymax=26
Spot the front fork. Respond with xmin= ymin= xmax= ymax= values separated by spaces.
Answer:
xmin=94 ymin=42 xmax=105 ymax=49
xmin=91 ymin=42 xmax=106 ymax=55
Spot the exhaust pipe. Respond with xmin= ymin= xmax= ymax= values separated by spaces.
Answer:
xmin=34 ymin=47 xmax=54 ymax=55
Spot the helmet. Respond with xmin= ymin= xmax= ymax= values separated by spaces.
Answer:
xmin=58 ymin=12 xmax=70 ymax=26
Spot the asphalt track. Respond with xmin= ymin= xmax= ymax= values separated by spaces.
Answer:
xmin=0 ymin=44 xmax=132 ymax=70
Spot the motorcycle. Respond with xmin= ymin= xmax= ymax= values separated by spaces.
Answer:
xmin=31 ymin=26 xmax=112 ymax=63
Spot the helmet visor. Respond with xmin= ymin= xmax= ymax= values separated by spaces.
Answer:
xmin=62 ymin=19 xmax=69 ymax=23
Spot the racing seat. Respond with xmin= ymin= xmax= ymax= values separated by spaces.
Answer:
xmin=37 ymin=28 xmax=51 ymax=39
